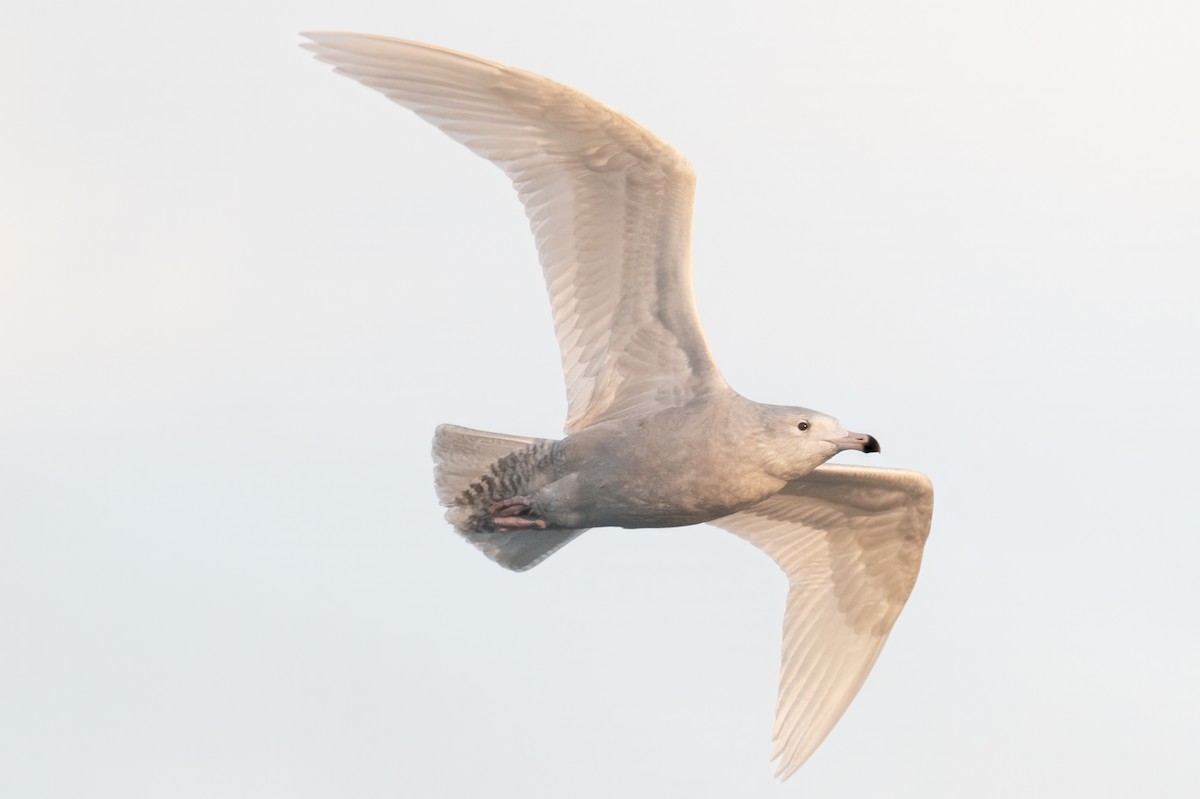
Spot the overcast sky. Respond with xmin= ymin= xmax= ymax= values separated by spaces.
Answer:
xmin=2 ymin=1 xmax=1198 ymax=797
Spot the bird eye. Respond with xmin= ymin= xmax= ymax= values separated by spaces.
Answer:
xmin=797 ymin=421 xmax=810 ymax=431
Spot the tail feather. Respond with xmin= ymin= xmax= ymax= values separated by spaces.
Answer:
xmin=432 ymin=424 xmax=587 ymax=572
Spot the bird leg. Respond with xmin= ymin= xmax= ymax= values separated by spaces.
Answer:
xmin=489 ymin=496 xmax=547 ymax=530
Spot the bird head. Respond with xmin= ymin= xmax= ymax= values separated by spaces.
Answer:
xmin=756 ymin=404 xmax=880 ymax=481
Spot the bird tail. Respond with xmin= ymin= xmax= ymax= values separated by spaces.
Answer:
xmin=432 ymin=424 xmax=588 ymax=572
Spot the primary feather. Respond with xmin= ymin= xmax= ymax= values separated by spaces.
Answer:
xmin=304 ymin=33 xmax=726 ymax=433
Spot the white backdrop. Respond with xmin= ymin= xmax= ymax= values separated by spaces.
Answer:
xmin=2 ymin=1 xmax=1197 ymax=796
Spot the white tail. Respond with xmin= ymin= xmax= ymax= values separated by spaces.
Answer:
xmin=432 ymin=425 xmax=588 ymax=572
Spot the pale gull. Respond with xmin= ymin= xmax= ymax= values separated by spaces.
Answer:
xmin=304 ymin=32 xmax=934 ymax=780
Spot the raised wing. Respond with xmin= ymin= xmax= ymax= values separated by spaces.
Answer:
xmin=709 ymin=464 xmax=933 ymax=779
xmin=304 ymin=33 xmax=727 ymax=432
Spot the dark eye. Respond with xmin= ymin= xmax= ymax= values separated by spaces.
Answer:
xmin=797 ymin=421 xmax=810 ymax=431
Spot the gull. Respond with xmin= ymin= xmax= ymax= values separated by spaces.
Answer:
xmin=304 ymin=32 xmax=934 ymax=780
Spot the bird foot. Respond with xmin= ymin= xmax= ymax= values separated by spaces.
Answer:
xmin=489 ymin=496 xmax=547 ymax=529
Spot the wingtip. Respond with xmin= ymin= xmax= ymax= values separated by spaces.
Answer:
xmin=299 ymin=30 xmax=343 ymax=42
xmin=298 ymin=31 xmax=370 ymax=52
xmin=298 ymin=31 xmax=334 ymax=58
xmin=298 ymin=31 xmax=329 ymax=47
xmin=770 ymin=743 xmax=812 ymax=782
xmin=776 ymin=763 xmax=803 ymax=782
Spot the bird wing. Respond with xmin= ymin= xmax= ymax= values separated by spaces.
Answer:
xmin=708 ymin=464 xmax=934 ymax=779
xmin=304 ymin=33 xmax=727 ymax=432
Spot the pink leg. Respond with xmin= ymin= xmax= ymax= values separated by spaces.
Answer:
xmin=488 ymin=496 xmax=547 ymax=529
xmin=491 ymin=496 xmax=534 ymax=517
xmin=492 ymin=515 xmax=548 ymax=530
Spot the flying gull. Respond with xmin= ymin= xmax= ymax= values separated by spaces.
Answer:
xmin=304 ymin=32 xmax=934 ymax=779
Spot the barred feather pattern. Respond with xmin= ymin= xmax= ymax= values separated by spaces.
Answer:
xmin=446 ymin=439 xmax=567 ymax=533
xmin=433 ymin=425 xmax=585 ymax=572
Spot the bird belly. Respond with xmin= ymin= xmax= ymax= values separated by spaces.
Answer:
xmin=533 ymin=452 xmax=782 ymax=530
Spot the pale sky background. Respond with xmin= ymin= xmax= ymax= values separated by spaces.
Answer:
xmin=2 ymin=1 xmax=1198 ymax=797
